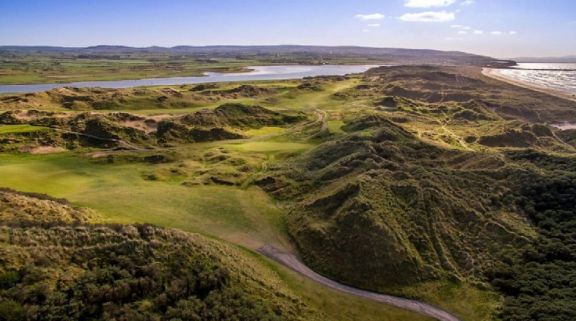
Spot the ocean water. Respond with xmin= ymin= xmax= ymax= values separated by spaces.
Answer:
xmin=498 ymin=63 xmax=576 ymax=95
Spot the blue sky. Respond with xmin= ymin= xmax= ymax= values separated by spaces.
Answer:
xmin=0 ymin=0 xmax=574 ymax=58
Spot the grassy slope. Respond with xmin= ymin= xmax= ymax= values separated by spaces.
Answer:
xmin=4 ymin=67 xmax=569 ymax=320
xmin=0 ymin=152 xmax=289 ymax=250
xmin=0 ymin=124 xmax=47 ymax=134
xmin=0 ymin=154 xmax=433 ymax=321
xmin=0 ymin=190 xmax=321 ymax=320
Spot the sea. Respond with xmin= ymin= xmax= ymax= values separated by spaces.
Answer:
xmin=497 ymin=63 xmax=576 ymax=96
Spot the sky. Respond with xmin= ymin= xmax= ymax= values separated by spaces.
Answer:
xmin=0 ymin=0 xmax=575 ymax=58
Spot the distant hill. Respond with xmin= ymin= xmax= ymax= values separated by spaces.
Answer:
xmin=0 ymin=45 xmax=496 ymax=66
xmin=513 ymin=55 xmax=576 ymax=63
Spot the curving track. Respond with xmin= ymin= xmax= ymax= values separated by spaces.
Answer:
xmin=258 ymin=245 xmax=462 ymax=321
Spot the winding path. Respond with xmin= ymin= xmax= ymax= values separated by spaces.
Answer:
xmin=258 ymin=245 xmax=462 ymax=321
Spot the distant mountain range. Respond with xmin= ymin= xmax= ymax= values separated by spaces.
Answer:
xmin=0 ymin=45 xmax=496 ymax=66
xmin=513 ymin=55 xmax=576 ymax=63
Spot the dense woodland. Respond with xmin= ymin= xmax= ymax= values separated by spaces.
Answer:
xmin=490 ymin=170 xmax=576 ymax=321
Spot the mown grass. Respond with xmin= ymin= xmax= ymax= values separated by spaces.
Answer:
xmin=224 ymin=141 xmax=313 ymax=153
xmin=244 ymin=126 xmax=286 ymax=137
xmin=0 ymin=152 xmax=290 ymax=250
xmin=0 ymin=124 xmax=47 ymax=134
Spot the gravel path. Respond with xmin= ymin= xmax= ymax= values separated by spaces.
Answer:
xmin=258 ymin=245 xmax=463 ymax=321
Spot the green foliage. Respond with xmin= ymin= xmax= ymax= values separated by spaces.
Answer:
xmin=489 ymin=173 xmax=576 ymax=321
xmin=1 ymin=63 xmax=576 ymax=321
xmin=0 ymin=125 xmax=46 ymax=135
xmin=0 ymin=224 xmax=316 ymax=321
xmin=0 ymin=300 xmax=25 ymax=321
xmin=0 ymin=188 xmax=93 ymax=226
xmin=0 ymin=175 xmax=433 ymax=321
xmin=261 ymin=115 xmax=534 ymax=293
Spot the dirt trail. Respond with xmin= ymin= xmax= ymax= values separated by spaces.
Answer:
xmin=258 ymin=245 xmax=462 ymax=321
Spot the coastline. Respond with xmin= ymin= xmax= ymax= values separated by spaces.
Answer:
xmin=482 ymin=68 xmax=576 ymax=102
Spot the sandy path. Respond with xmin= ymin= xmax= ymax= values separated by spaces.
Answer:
xmin=258 ymin=245 xmax=462 ymax=321
xmin=482 ymin=68 xmax=576 ymax=102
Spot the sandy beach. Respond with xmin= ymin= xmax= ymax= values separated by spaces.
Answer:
xmin=482 ymin=67 xmax=576 ymax=102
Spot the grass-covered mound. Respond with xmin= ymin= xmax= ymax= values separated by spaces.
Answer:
xmin=0 ymin=104 xmax=305 ymax=151
xmin=0 ymin=188 xmax=94 ymax=226
xmin=261 ymin=114 xmax=536 ymax=291
xmin=0 ymin=190 xmax=319 ymax=321
xmin=357 ymin=66 xmax=576 ymax=123
xmin=0 ymin=84 xmax=280 ymax=111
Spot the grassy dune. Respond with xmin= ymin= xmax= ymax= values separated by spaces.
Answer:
xmin=0 ymin=152 xmax=434 ymax=321
xmin=2 ymin=65 xmax=575 ymax=320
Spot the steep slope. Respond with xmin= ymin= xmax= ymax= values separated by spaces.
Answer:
xmin=260 ymin=115 xmax=536 ymax=291
xmin=0 ymin=190 xmax=319 ymax=320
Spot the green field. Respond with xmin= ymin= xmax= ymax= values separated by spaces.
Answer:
xmin=0 ymin=152 xmax=290 ymax=250
xmin=0 ymin=124 xmax=47 ymax=134
xmin=0 ymin=56 xmax=256 ymax=85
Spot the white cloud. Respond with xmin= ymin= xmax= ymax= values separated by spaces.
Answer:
xmin=491 ymin=31 xmax=503 ymax=35
xmin=473 ymin=30 xmax=484 ymax=35
xmin=460 ymin=0 xmax=475 ymax=5
xmin=367 ymin=23 xmax=381 ymax=27
xmin=509 ymin=31 xmax=518 ymax=35
xmin=405 ymin=0 xmax=456 ymax=8
xmin=399 ymin=11 xmax=455 ymax=22
xmin=362 ymin=29 xmax=371 ymax=33
xmin=457 ymin=30 xmax=468 ymax=34
xmin=355 ymin=13 xmax=385 ymax=21
xmin=451 ymin=25 xmax=472 ymax=30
